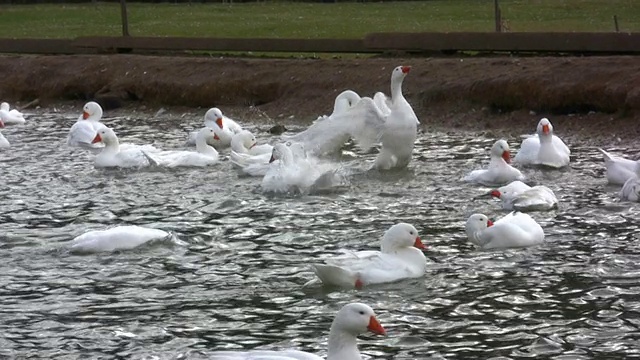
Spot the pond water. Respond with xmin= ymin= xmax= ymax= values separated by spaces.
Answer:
xmin=1 ymin=110 xmax=639 ymax=359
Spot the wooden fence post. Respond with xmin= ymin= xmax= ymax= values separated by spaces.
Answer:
xmin=120 ymin=0 xmax=130 ymax=37
xmin=494 ymin=0 xmax=502 ymax=32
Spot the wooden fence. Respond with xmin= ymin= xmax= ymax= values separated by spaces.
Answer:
xmin=1 ymin=32 xmax=640 ymax=55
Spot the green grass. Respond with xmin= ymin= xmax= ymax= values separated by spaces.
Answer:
xmin=0 ymin=0 xmax=638 ymax=39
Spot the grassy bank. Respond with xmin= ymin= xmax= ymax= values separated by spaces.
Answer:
xmin=0 ymin=0 xmax=638 ymax=39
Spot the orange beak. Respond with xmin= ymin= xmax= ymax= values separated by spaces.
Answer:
xmin=82 ymin=111 xmax=90 ymax=120
xmin=215 ymin=117 xmax=223 ymax=129
xmin=542 ymin=124 xmax=550 ymax=134
xmin=367 ymin=316 xmax=386 ymax=335
xmin=401 ymin=66 xmax=411 ymax=74
xmin=502 ymin=150 xmax=511 ymax=163
xmin=487 ymin=219 xmax=494 ymax=227
xmin=91 ymin=133 xmax=102 ymax=144
xmin=490 ymin=190 xmax=501 ymax=198
xmin=413 ymin=236 xmax=425 ymax=249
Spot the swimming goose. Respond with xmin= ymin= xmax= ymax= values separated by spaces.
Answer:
xmin=68 ymin=226 xmax=170 ymax=253
xmin=91 ymin=127 xmax=159 ymax=169
xmin=490 ymin=180 xmax=558 ymax=211
xmin=187 ymin=107 xmax=243 ymax=148
xmin=464 ymin=139 xmax=525 ymax=186
xmin=465 ymin=212 xmax=544 ymax=250
xmin=153 ymin=127 xmax=220 ymax=167
xmin=67 ymin=101 xmax=104 ymax=149
xmin=514 ymin=118 xmax=570 ymax=168
xmin=209 ymin=302 xmax=386 ymax=360
xmin=0 ymin=102 xmax=26 ymax=125
xmin=598 ymin=148 xmax=639 ymax=185
xmin=306 ymin=223 xmax=426 ymax=288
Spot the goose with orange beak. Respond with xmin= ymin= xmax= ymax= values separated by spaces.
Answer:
xmin=464 ymin=139 xmax=525 ymax=186
xmin=466 ymin=212 xmax=544 ymax=249
xmin=305 ymin=223 xmax=427 ymax=289
xmin=185 ymin=107 xmax=244 ymax=149
xmin=209 ymin=302 xmax=386 ymax=360
xmin=514 ymin=117 xmax=570 ymax=168
xmin=67 ymin=101 xmax=104 ymax=149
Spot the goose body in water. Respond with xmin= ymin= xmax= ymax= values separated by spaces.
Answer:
xmin=465 ymin=212 xmax=545 ymax=250
xmin=464 ymin=139 xmax=525 ymax=186
xmin=91 ymin=127 xmax=159 ymax=169
xmin=209 ymin=302 xmax=386 ymax=360
xmin=306 ymin=223 xmax=426 ymax=288
xmin=68 ymin=226 xmax=170 ymax=253
xmin=514 ymin=118 xmax=570 ymax=168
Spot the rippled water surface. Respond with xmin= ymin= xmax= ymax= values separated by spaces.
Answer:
xmin=1 ymin=111 xmax=640 ymax=359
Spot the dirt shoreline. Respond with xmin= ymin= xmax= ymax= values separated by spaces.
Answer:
xmin=1 ymin=54 xmax=639 ymax=144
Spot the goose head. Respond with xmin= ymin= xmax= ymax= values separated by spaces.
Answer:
xmin=381 ymin=222 xmax=425 ymax=252
xmin=269 ymin=143 xmax=291 ymax=163
xmin=92 ymin=126 xmax=118 ymax=146
xmin=196 ymin=127 xmax=218 ymax=144
xmin=0 ymin=102 xmax=9 ymax=112
xmin=536 ymin=118 xmax=554 ymax=137
xmin=332 ymin=303 xmax=386 ymax=336
xmin=390 ymin=65 xmax=411 ymax=84
xmin=465 ymin=214 xmax=494 ymax=238
xmin=204 ymin=107 xmax=225 ymax=130
xmin=232 ymin=130 xmax=257 ymax=152
xmin=82 ymin=101 xmax=103 ymax=121
xmin=491 ymin=139 xmax=511 ymax=163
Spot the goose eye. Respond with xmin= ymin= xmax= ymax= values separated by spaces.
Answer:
xmin=359 ymin=311 xmax=365 ymax=315
xmin=409 ymin=231 xmax=414 ymax=235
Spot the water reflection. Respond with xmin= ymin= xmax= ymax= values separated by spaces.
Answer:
xmin=0 ymin=111 xmax=639 ymax=358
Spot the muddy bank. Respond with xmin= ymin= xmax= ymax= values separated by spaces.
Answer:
xmin=0 ymin=54 xmax=639 ymax=142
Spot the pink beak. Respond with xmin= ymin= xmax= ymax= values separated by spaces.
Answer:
xmin=487 ymin=219 xmax=494 ymax=227
xmin=490 ymin=190 xmax=501 ymax=198
xmin=542 ymin=124 xmax=550 ymax=134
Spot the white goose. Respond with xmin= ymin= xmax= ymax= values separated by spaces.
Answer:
xmin=465 ymin=212 xmax=545 ymax=250
xmin=261 ymin=143 xmax=306 ymax=193
xmin=209 ymin=302 xmax=386 ymax=360
xmin=68 ymin=225 xmax=170 ymax=253
xmin=372 ymin=66 xmax=419 ymax=170
xmin=261 ymin=143 xmax=345 ymax=194
xmin=514 ymin=118 xmax=570 ymax=168
xmin=490 ymin=180 xmax=558 ymax=212
xmin=67 ymin=101 xmax=104 ymax=148
xmin=91 ymin=127 xmax=159 ymax=169
xmin=0 ymin=119 xmax=9 ymax=149
xmin=153 ymin=127 xmax=220 ymax=167
xmin=599 ymin=148 xmax=639 ymax=185
xmin=187 ymin=107 xmax=243 ymax=148
xmin=284 ymin=90 xmax=362 ymax=156
xmin=464 ymin=139 xmax=525 ymax=186
xmin=231 ymin=130 xmax=273 ymax=156
xmin=620 ymin=176 xmax=640 ymax=202
xmin=0 ymin=102 xmax=26 ymax=125
xmin=306 ymin=223 xmax=426 ymax=288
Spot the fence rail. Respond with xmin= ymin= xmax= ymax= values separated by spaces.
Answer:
xmin=1 ymin=32 xmax=640 ymax=55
